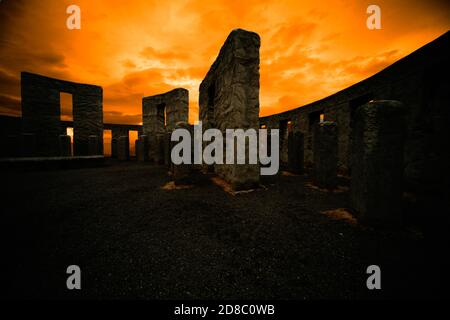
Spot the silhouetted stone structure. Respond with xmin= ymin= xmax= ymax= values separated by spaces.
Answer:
xmin=88 ymin=135 xmax=100 ymax=155
xmin=111 ymin=138 xmax=118 ymax=158
xmin=288 ymin=131 xmax=304 ymax=174
xmin=117 ymin=136 xmax=129 ymax=161
xmin=199 ymin=28 xmax=261 ymax=190
xmin=58 ymin=135 xmax=71 ymax=157
xmin=260 ymin=31 xmax=450 ymax=196
xmin=313 ymin=122 xmax=337 ymax=189
xmin=5 ymin=135 xmax=20 ymax=157
xmin=171 ymin=122 xmax=196 ymax=185
xmin=350 ymin=100 xmax=406 ymax=224
xmin=142 ymin=89 xmax=188 ymax=163
xmin=20 ymin=133 xmax=36 ymax=157
xmin=21 ymin=72 xmax=103 ymax=156
xmin=164 ymin=132 xmax=172 ymax=167
xmin=136 ymin=135 xmax=149 ymax=162
xmin=155 ymin=134 xmax=167 ymax=164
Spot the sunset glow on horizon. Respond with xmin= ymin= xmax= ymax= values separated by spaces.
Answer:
xmin=0 ymin=0 xmax=449 ymax=125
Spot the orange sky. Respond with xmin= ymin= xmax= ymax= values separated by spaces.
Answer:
xmin=0 ymin=0 xmax=449 ymax=124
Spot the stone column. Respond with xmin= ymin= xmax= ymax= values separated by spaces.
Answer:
xmin=88 ymin=135 xmax=100 ymax=155
xmin=5 ymin=135 xmax=20 ymax=157
xmin=135 ymin=139 xmax=141 ymax=161
xmin=288 ymin=131 xmax=304 ymax=174
xmin=117 ymin=136 xmax=129 ymax=161
xmin=20 ymin=133 xmax=36 ymax=157
xmin=136 ymin=135 xmax=149 ymax=162
xmin=313 ymin=121 xmax=338 ymax=189
xmin=152 ymin=134 xmax=165 ymax=164
xmin=164 ymin=132 xmax=172 ymax=167
xmin=111 ymin=138 xmax=118 ymax=158
xmin=172 ymin=122 xmax=194 ymax=185
xmin=350 ymin=100 xmax=406 ymax=225
xmin=59 ymin=135 xmax=71 ymax=157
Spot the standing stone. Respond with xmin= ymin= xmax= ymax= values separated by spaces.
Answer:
xmin=164 ymin=132 xmax=172 ymax=167
xmin=88 ymin=135 xmax=100 ymax=155
xmin=199 ymin=29 xmax=260 ymax=190
xmin=288 ymin=131 xmax=304 ymax=174
xmin=59 ymin=135 xmax=71 ymax=157
xmin=21 ymin=72 xmax=103 ymax=157
xmin=135 ymin=139 xmax=141 ymax=161
xmin=150 ymin=134 xmax=166 ymax=164
xmin=117 ymin=136 xmax=129 ymax=161
xmin=136 ymin=135 xmax=149 ymax=162
xmin=172 ymin=122 xmax=195 ymax=185
xmin=313 ymin=121 xmax=338 ymax=189
xmin=5 ymin=135 xmax=20 ymax=157
xmin=20 ymin=133 xmax=36 ymax=157
xmin=350 ymin=100 xmax=406 ymax=225
xmin=111 ymin=138 xmax=118 ymax=158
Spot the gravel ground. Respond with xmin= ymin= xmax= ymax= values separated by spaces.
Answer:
xmin=2 ymin=160 xmax=448 ymax=299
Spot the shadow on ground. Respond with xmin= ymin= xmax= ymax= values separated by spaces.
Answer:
xmin=1 ymin=160 xmax=447 ymax=299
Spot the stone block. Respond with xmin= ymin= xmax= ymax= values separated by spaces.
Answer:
xmin=350 ymin=100 xmax=406 ymax=225
xmin=288 ymin=131 xmax=304 ymax=174
xmin=59 ymin=135 xmax=71 ymax=157
xmin=313 ymin=121 xmax=338 ymax=189
xmin=117 ymin=136 xmax=129 ymax=161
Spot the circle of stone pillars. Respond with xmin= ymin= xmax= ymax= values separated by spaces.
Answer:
xmin=350 ymin=100 xmax=406 ymax=225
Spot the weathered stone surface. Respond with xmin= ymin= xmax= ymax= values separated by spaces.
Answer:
xmin=59 ymin=135 xmax=71 ymax=157
xmin=21 ymin=72 xmax=103 ymax=157
xmin=20 ymin=133 xmax=36 ymax=157
xmin=288 ymin=131 xmax=304 ymax=174
xmin=142 ymin=89 xmax=188 ymax=164
xmin=142 ymin=89 xmax=189 ymax=135
xmin=313 ymin=121 xmax=338 ymax=189
xmin=136 ymin=135 xmax=149 ymax=162
xmin=259 ymin=31 xmax=450 ymax=192
xmin=88 ymin=135 xmax=100 ymax=155
xmin=350 ymin=100 xmax=406 ymax=224
xmin=199 ymin=28 xmax=260 ymax=190
xmin=117 ymin=136 xmax=129 ymax=161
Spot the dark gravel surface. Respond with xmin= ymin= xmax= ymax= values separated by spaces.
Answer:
xmin=1 ymin=160 xmax=447 ymax=299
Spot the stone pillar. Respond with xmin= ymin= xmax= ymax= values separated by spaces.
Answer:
xmin=117 ymin=136 xmax=129 ymax=161
xmin=164 ymin=132 xmax=172 ymax=167
xmin=288 ymin=131 xmax=304 ymax=174
xmin=111 ymin=138 xmax=118 ymax=158
xmin=136 ymin=135 xmax=149 ymax=162
xmin=88 ymin=135 xmax=100 ymax=155
xmin=59 ymin=135 xmax=71 ymax=157
xmin=313 ymin=121 xmax=338 ymax=189
xmin=350 ymin=100 xmax=406 ymax=224
xmin=172 ymin=122 xmax=194 ymax=185
xmin=20 ymin=133 xmax=36 ymax=157
xmin=6 ymin=135 xmax=20 ymax=157
xmin=135 ymin=139 xmax=141 ymax=161
xmin=149 ymin=134 xmax=165 ymax=164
